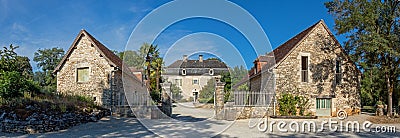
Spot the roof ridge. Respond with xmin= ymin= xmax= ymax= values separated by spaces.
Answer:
xmin=271 ymin=20 xmax=322 ymax=66
xmin=54 ymin=30 xmax=123 ymax=73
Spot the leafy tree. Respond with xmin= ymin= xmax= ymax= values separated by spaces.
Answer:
xmin=0 ymin=44 xmax=33 ymax=78
xmin=325 ymin=0 xmax=400 ymax=116
xmin=170 ymin=83 xmax=183 ymax=101
xmin=0 ymin=71 xmax=26 ymax=99
xmin=0 ymin=45 xmax=37 ymax=99
xmin=33 ymin=47 xmax=64 ymax=93
xmin=118 ymin=43 xmax=163 ymax=102
xmin=15 ymin=56 xmax=33 ymax=79
xmin=199 ymin=79 xmax=216 ymax=103
xmin=117 ymin=50 xmax=143 ymax=67
xmin=33 ymin=47 xmax=64 ymax=73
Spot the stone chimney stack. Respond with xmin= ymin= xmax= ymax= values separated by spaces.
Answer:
xmin=199 ymin=55 xmax=203 ymax=62
xmin=183 ymin=55 xmax=188 ymax=62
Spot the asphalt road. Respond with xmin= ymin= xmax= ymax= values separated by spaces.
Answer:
xmin=1 ymin=103 xmax=399 ymax=137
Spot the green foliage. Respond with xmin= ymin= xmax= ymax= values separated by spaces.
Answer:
xmin=33 ymin=47 xmax=64 ymax=73
xmin=33 ymin=47 xmax=64 ymax=93
xmin=0 ymin=45 xmax=38 ymax=99
xmin=117 ymin=50 xmax=144 ymax=68
xmin=237 ymin=84 xmax=249 ymax=91
xmin=297 ymin=96 xmax=310 ymax=116
xmin=171 ymin=83 xmax=183 ymax=101
xmin=278 ymin=93 xmax=310 ymax=116
xmin=0 ymin=71 xmax=26 ymax=99
xmin=118 ymin=43 xmax=164 ymax=102
xmin=0 ymin=45 xmax=33 ymax=77
xmin=325 ymin=0 xmax=400 ymax=115
xmin=199 ymin=79 xmax=215 ymax=103
xmin=230 ymin=65 xmax=248 ymax=85
xmin=278 ymin=93 xmax=298 ymax=116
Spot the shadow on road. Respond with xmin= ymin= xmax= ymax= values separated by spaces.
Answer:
xmin=172 ymin=113 xmax=208 ymax=122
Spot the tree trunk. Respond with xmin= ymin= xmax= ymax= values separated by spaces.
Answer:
xmin=147 ymin=62 xmax=151 ymax=92
xmin=156 ymin=68 xmax=159 ymax=93
xmin=386 ymin=73 xmax=393 ymax=117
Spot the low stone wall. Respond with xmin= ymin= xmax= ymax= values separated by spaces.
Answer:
xmin=234 ymin=106 xmax=274 ymax=119
xmin=0 ymin=109 xmax=110 ymax=134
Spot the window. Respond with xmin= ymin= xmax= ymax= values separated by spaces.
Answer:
xmin=209 ymin=69 xmax=214 ymax=75
xmin=175 ymin=79 xmax=182 ymax=86
xmin=182 ymin=69 xmax=186 ymax=75
xmin=316 ymin=98 xmax=331 ymax=109
xmin=301 ymin=56 xmax=308 ymax=82
xmin=77 ymin=67 xmax=89 ymax=82
xmin=335 ymin=59 xmax=342 ymax=85
xmin=193 ymin=78 xmax=199 ymax=84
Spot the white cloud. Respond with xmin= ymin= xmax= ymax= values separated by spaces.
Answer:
xmin=12 ymin=23 xmax=27 ymax=32
xmin=128 ymin=5 xmax=152 ymax=13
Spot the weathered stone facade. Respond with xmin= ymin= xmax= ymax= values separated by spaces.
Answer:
xmin=250 ymin=20 xmax=361 ymax=116
xmin=164 ymin=55 xmax=229 ymax=101
xmin=54 ymin=30 xmax=147 ymax=114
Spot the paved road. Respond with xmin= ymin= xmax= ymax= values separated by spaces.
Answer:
xmin=1 ymin=103 xmax=399 ymax=137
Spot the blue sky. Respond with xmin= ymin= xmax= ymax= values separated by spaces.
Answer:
xmin=0 ymin=0 xmax=343 ymax=71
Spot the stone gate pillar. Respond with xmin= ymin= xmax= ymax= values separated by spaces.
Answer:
xmin=161 ymin=82 xmax=172 ymax=117
xmin=215 ymin=76 xmax=226 ymax=120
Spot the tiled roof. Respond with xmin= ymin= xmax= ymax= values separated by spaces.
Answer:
xmin=167 ymin=59 xmax=228 ymax=69
xmin=270 ymin=20 xmax=320 ymax=64
xmin=54 ymin=30 xmax=123 ymax=72
xmin=84 ymin=30 xmax=123 ymax=68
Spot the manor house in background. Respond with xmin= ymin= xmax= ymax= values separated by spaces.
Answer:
xmin=163 ymin=55 xmax=229 ymax=102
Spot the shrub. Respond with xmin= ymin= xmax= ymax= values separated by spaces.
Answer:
xmin=0 ymin=71 xmax=27 ymax=99
xmin=278 ymin=93 xmax=310 ymax=116
xmin=199 ymin=79 xmax=215 ymax=103
xmin=278 ymin=93 xmax=298 ymax=116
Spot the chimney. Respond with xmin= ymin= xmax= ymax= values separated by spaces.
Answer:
xmin=183 ymin=55 xmax=188 ymax=62
xmin=199 ymin=55 xmax=203 ymax=62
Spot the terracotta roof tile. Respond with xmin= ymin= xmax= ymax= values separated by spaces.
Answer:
xmin=270 ymin=21 xmax=320 ymax=64
xmin=54 ymin=30 xmax=123 ymax=73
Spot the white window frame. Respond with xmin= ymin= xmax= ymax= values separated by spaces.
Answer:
xmin=209 ymin=68 xmax=214 ymax=75
xmin=182 ymin=69 xmax=186 ymax=75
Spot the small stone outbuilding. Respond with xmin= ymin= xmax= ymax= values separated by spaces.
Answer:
xmin=249 ymin=20 xmax=361 ymax=116
xmin=54 ymin=30 xmax=147 ymax=114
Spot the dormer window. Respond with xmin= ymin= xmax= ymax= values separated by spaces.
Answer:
xmin=209 ymin=69 xmax=214 ymax=75
xmin=182 ymin=69 xmax=186 ymax=75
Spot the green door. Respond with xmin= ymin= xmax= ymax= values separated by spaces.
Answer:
xmin=316 ymin=98 xmax=331 ymax=116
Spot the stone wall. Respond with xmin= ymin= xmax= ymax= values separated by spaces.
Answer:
xmin=273 ymin=23 xmax=361 ymax=116
xmin=56 ymin=34 xmax=125 ymax=109
xmin=0 ymin=107 xmax=110 ymax=134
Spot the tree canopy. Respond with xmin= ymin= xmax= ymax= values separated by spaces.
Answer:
xmin=325 ymin=0 xmax=400 ymax=115
xmin=33 ymin=47 xmax=65 ymax=93
xmin=0 ymin=45 xmax=37 ymax=99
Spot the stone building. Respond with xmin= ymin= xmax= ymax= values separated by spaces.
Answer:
xmin=54 ymin=30 xmax=147 ymax=113
xmin=163 ymin=55 xmax=229 ymax=102
xmin=249 ymin=20 xmax=361 ymax=116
